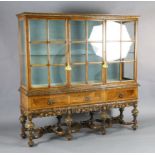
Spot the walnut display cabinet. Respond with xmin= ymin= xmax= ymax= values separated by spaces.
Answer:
xmin=17 ymin=12 xmax=139 ymax=147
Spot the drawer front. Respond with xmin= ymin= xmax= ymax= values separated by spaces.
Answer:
xmin=106 ymin=87 xmax=138 ymax=102
xmin=70 ymin=91 xmax=103 ymax=105
xmin=30 ymin=95 xmax=69 ymax=110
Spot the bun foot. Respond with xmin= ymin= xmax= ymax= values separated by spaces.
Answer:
xmin=132 ymin=124 xmax=138 ymax=130
xmin=101 ymin=131 xmax=106 ymax=135
xmin=66 ymin=135 xmax=72 ymax=141
xmin=21 ymin=133 xmax=27 ymax=139
xmin=28 ymin=141 xmax=34 ymax=147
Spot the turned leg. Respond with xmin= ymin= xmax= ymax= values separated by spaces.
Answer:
xmin=19 ymin=114 xmax=27 ymax=139
xmin=65 ymin=111 xmax=72 ymax=140
xmin=26 ymin=115 xmax=35 ymax=147
xmin=132 ymin=104 xmax=139 ymax=130
xmin=89 ymin=111 xmax=94 ymax=126
xmin=56 ymin=115 xmax=64 ymax=135
xmin=106 ymin=109 xmax=112 ymax=127
xmin=100 ymin=111 xmax=107 ymax=135
xmin=119 ymin=107 xmax=124 ymax=124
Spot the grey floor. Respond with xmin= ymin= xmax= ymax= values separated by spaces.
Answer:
xmin=0 ymin=82 xmax=155 ymax=153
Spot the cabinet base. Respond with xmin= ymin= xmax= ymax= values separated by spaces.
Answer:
xmin=20 ymin=101 xmax=138 ymax=147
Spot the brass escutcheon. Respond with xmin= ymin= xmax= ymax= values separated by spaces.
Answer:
xmin=118 ymin=93 xmax=124 ymax=98
xmin=85 ymin=96 xmax=91 ymax=102
xmin=48 ymin=99 xmax=55 ymax=105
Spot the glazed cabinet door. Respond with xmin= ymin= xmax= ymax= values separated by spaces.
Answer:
xmin=27 ymin=18 xmax=137 ymax=88
xmin=29 ymin=19 xmax=67 ymax=87
xmin=106 ymin=20 xmax=136 ymax=82
xmin=69 ymin=19 xmax=104 ymax=85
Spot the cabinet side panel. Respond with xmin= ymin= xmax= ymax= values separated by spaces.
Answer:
xmin=18 ymin=19 xmax=27 ymax=87
xmin=21 ymin=92 xmax=29 ymax=112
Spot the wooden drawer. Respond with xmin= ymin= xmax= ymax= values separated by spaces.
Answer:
xmin=70 ymin=91 xmax=103 ymax=105
xmin=106 ymin=87 xmax=138 ymax=102
xmin=29 ymin=95 xmax=69 ymax=110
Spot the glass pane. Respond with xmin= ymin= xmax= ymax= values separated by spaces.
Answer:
xmin=88 ymin=21 xmax=102 ymax=41
xmin=20 ymin=20 xmax=26 ymax=86
xmin=71 ymin=20 xmax=85 ymax=41
xmin=88 ymin=64 xmax=102 ymax=82
xmin=122 ymin=42 xmax=134 ymax=60
xmin=88 ymin=43 xmax=102 ymax=62
xmin=107 ymin=63 xmax=120 ymax=82
xmin=30 ymin=20 xmax=46 ymax=41
xmin=71 ymin=43 xmax=86 ymax=63
xmin=48 ymin=20 xmax=65 ymax=40
xmin=106 ymin=42 xmax=120 ymax=62
xmin=31 ymin=67 xmax=48 ymax=86
xmin=49 ymin=44 xmax=66 ymax=64
xmin=30 ymin=44 xmax=48 ymax=64
xmin=106 ymin=21 xmax=121 ymax=41
xmin=122 ymin=21 xmax=134 ymax=41
xmin=71 ymin=65 xmax=85 ymax=84
xmin=21 ymin=55 xmax=26 ymax=86
xmin=122 ymin=62 xmax=134 ymax=80
xmin=50 ymin=66 xmax=66 ymax=86
xmin=20 ymin=20 xmax=26 ymax=55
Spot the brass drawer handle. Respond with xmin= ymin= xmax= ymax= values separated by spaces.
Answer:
xmin=47 ymin=99 xmax=55 ymax=105
xmin=118 ymin=93 xmax=124 ymax=98
xmin=85 ymin=96 xmax=91 ymax=102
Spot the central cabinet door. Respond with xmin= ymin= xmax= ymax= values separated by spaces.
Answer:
xmin=70 ymin=19 xmax=104 ymax=85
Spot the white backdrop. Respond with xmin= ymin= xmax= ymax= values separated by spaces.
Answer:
xmin=0 ymin=1 xmax=155 ymax=152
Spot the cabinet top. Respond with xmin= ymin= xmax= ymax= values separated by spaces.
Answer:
xmin=16 ymin=12 xmax=139 ymax=19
